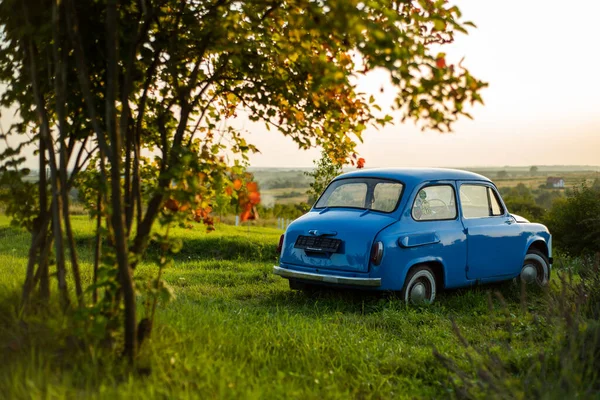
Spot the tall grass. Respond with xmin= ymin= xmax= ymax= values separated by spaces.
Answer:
xmin=0 ymin=216 xmax=589 ymax=399
xmin=435 ymin=255 xmax=600 ymax=399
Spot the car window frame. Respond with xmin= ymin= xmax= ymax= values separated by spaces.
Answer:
xmin=411 ymin=183 xmax=459 ymax=222
xmin=459 ymin=182 xmax=507 ymax=219
xmin=313 ymin=177 xmax=406 ymax=214
xmin=487 ymin=186 xmax=505 ymax=216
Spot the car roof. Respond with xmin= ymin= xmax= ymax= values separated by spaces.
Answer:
xmin=335 ymin=168 xmax=492 ymax=186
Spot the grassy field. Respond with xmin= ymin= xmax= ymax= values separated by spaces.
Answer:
xmin=490 ymin=171 xmax=598 ymax=190
xmin=0 ymin=215 xmax=572 ymax=399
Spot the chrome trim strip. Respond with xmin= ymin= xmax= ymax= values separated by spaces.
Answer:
xmin=273 ymin=266 xmax=381 ymax=287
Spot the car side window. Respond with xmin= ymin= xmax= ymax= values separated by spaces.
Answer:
xmin=460 ymin=184 xmax=504 ymax=218
xmin=489 ymin=188 xmax=504 ymax=216
xmin=412 ymin=185 xmax=457 ymax=221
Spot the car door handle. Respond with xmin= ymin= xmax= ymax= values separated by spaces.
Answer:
xmin=308 ymin=230 xmax=337 ymax=237
xmin=505 ymin=219 xmax=514 ymax=225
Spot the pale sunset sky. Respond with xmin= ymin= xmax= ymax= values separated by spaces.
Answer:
xmin=247 ymin=0 xmax=600 ymax=168
xmin=1 ymin=0 xmax=598 ymax=169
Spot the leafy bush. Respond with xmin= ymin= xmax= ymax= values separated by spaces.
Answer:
xmin=544 ymin=184 xmax=600 ymax=255
xmin=501 ymin=184 xmax=545 ymax=221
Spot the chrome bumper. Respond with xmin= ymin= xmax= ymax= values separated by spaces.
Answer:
xmin=273 ymin=266 xmax=381 ymax=287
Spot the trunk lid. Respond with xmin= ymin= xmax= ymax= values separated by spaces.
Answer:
xmin=280 ymin=209 xmax=397 ymax=272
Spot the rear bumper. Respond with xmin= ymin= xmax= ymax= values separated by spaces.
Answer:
xmin=273 ymin=266 xmax=381 ymax=287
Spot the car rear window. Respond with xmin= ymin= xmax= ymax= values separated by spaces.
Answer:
xmin=315 ymin=178 xmax=404 ymax=213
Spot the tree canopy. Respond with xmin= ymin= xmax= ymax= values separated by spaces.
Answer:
xmin=0 ymin=0 xmax=486 ymax=362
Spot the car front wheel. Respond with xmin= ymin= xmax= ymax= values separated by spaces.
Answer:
xmin=520 ymin=249 xmax=550 ymax=286
xmin=401 ymin=266 xmax=437 ymax=304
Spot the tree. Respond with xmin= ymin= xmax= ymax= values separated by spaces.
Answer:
xmin=530 ymin=166 xmax=538 ymax=176
xmin=544 ymin=184 xmax=600 ymax=255
xmin=497 ymin=170 xmax=508 ymax=179
xmin=305 ymin=150 xmax=344 ymax=204
xmin=0 ymin=0 xmax=486 ymax=362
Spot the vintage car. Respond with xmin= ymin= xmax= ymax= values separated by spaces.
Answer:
xmin=273 ymin=168 xmax=552 ymax=303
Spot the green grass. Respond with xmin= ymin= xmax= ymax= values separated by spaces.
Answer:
xmin=0 ymin=215 xmax=560 ymax=399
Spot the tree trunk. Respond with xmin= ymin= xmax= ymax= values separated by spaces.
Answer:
xmin=23 ymin=3 xmax=70 ymax=309
xmin=53 ymin=0 xmax=83 ymax=306
xmin=93 ymin=184 xmax=102 ymax=304
xmin=106 ymin=0 xmax=137 ymax=362
xmin=22 ymin=136 xmax=49 ymax=307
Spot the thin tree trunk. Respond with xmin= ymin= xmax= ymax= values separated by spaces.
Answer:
xmin=34 ymin=231 xmax=54 ymax=288
xmin=23 ymin=3 xmax=69 ymax=310
xmin=22 ymin=136 xmax=49 ymax=307
xmin=106 ymin=0 xmax=137 ymax=362
xmin=37 ymin=148 xmax=49 ymax=301
xmin=133 ymin=128 xmax=142 ymax=230
xmin=63 ymin=200 xmax=82 ymax=304
xmin=53 ymin=0 xmax=83 ymax=306
xmin=22 ymin=216 xmax=49 ymax=307
xmin=93 ymin=171 xmax=102 ymax=304
xmin=124 ymin=127 xmax=133 ymax=234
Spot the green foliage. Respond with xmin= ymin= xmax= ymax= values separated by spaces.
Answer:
xmin=305 ymin=150 xmax=343 ymax=204
xmin=529 ymin=165 xmax=538 ymax=176
xmin=0 ymin=169 xmax=39 ymax=231
xmin=0 ymin=216 xmax=583 ymax=399
xmin=534 ymin=190 xmax=563 ymax=210
xmin=437 ymin=256 xmax=600 ymax=399
xmin=500 ymin=183 xmax=545 ymax=221
xmin=0 ymin=0 xmax=487 ymax=363
xmin=257 ymin=202 xmax=311 ymax=221
xmin=544 ymin=184 xmax=600 ymax=255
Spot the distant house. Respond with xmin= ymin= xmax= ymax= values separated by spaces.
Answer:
xmin=546 ymin=177 xmax=565 ymax=188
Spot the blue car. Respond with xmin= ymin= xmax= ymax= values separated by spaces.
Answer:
xmin=274 ymin=168 xmax=552 ymax=303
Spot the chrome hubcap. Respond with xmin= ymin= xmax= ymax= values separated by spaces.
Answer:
xmin=521 ymin=264 xmax=538 ymax=283
xmin=410 ymin=282 xmax=427 ymax=303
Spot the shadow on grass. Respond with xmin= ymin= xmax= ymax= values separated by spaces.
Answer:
xmin=69 ymin=234 xmax=279 ymax=264
xmin=244 ymin=278 xmax=544 ymax=320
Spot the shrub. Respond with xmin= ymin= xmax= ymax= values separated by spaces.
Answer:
xmin=544 ymin=184 xmax=600 ymax=255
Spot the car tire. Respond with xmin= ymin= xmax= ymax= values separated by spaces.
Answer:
xmin=401 ymin=266 xmax=437 ymax=304
xmin=520 ymin=249 xmax=550 ymax=286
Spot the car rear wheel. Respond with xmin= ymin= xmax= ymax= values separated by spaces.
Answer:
xmin=401 ymin=266 xmax=436 ymax=304
xmin=520 ymin=249 xmax=549 ymax=286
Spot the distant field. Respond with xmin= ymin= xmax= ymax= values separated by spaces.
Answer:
xmin=261 ymin=187 xmax=310 ymax=206
xmin=491 ymin=171 xmax=598 ymax=189
xmin=252 ymin=167 xmax=599 ymax=203
xmin=0 ymin=215 xmax=573 ymax=399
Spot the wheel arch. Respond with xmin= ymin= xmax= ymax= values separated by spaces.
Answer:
xmin=526 ymin=237 xmax=550 ymax=259
xmin=403 ymin=258 xmax=446 ymax=290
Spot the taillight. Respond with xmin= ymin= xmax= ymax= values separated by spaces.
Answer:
xmin=277 ymin=234 xmax=285 ymax=255
xmin=371 ymin=241 xmax=383 ymax=265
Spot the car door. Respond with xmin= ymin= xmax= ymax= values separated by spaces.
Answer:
xmin=404 ymin=182 xmax=467 ymax=288
xmin=458 ymin=182 xmax=524 ymax=280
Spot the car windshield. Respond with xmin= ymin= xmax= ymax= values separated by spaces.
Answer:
xmin=314 ymin=178 xmax=404 ymax=213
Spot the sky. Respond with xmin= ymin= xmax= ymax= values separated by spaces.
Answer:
xmin=246 ymin=0 xmax=600 ymax=168
xmin=1 ymin=0 xmax=598 ymax=170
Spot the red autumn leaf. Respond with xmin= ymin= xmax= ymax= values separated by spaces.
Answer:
xmin=240 ymin=204 xmax=253 ymax=222
xmin=164 ymin=198 xmax=179 ymax=212
xmin=233 ymin=179 xmax=243 ymax=191
xmin=248 ymin=191 xmax=261 ymax=205
xmin=246 ymin=181 xmax=259 ymax=193
xmin=357 ymin=158 xmax=366 ymax=169
xmin=225 ymin=186 xmax=233 ymax=196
